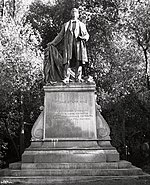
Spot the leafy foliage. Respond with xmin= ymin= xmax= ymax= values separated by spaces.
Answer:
xmin=118 ymin=0 xmax=150 ymax=89
xmin=0 ymin=1 xmax=44 ymax=165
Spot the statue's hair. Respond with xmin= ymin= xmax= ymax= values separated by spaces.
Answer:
xmin=71 ymin=8 xmax=79 ymax=14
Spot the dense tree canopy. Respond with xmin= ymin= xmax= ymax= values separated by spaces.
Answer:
xmin=118 ymin=0 xmax=150 ymax=89
xmin=0 ymin=0 xmax=44 ymax=166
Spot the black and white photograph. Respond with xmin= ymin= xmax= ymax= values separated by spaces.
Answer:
xmin=0 ymin=0 xmax=150 ymax=184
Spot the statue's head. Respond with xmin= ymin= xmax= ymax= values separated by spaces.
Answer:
xmin=71 ymin=8 xmax=79 ymax=19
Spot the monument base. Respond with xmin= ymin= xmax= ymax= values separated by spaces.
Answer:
xmin=21 ymin=143 xmax=119 ymax=164
xmin=0 ymin=160 xmax=148 ymax=185
xmin=0 ymin=83 xmax=149 ymax=184
xmin=23 ymin=83 xmax=119 ymax=164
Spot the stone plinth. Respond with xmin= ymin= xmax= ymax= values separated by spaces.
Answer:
xmin=22 ymin=83 xmax=119 ymax=164
xmin=44 ymin=84 xmax=97 ymax=140
xmin=1 ymin=83 xmax=148 ymax=185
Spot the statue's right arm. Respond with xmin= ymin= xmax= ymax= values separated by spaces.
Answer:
xmin=48 ymin=25 xmax=65 ymax=47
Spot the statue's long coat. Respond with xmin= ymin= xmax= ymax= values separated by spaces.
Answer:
xmin=51 ymin=20 xmax=89 ymax=65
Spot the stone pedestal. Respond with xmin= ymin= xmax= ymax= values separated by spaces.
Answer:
xmin=1 ymin=83 xmax=148 ymax=185
xmin=44 ymin=84 xmax=97 ymax=142
xmin=22 ymin=83 xmax=119 ymax=164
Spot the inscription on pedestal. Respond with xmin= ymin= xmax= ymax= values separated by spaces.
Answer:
xmin=44 ymin=85 xmax=97 ymax=139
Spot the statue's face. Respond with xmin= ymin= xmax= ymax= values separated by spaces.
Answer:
xmin=71 ymin=8 xmax=79 ymax=19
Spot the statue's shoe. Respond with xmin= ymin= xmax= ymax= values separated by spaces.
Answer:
xmin=85 ymin=76 xmax=94 ymax=83
xmin=62 ymin=78 xmax=69 ymax=84
xmin=46 ymin=81 xmax=57 ymax=85
xmin=75 ymin=77 xmax=84 ymax=83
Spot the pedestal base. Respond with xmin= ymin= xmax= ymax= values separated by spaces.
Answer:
xmin=1 ymin=84 xmax=148 ymax=184
xmin=1 ymin=160 xmax=149 ymax=185
xmin=22 ymin=139 xmax=119 ymax=163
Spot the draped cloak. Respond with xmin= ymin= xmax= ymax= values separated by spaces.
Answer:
xmin=44 ymin=45 xmax=64 ymax=83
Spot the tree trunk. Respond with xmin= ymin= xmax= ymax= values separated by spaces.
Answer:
xmin=143 ymin=48 xmax=150 ymax=90
xmin=4 ymin=120 xmax=20 ymax=160
xmin=0 ymin=0 xmax=4 ymax=17
xmin=12 ymin=0 xmax=15 ymax=17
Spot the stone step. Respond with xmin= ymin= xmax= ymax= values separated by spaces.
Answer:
xmin=0 ymin=174 xmax=150 ymax=185
xmin=0 ymin=167 xmax=143 ymax=177
xmin=20 ymin=161 xmax=132 ymax=170
xmin=9 ymin=162 xmax=21 ymax=169
xmin=22 ymin=149 xmax=108 ymax=163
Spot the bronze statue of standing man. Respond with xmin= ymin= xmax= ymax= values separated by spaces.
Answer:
xmin=47 ymin=8 xmax=89 ymax=83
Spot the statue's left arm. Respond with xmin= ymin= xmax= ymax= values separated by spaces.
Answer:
xmin=48 ymin=24 xmax=65 ymax=47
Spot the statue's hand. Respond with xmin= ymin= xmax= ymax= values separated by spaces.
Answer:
xmin=77 ymin=36 xmax=85 ymax=40
xmin=47 ymin=42 xmax=53 ymax=47
xmin=96 ymin=104 xmax=102 ymax=112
